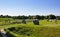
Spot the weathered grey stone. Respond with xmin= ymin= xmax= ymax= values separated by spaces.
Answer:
xmin=33 ymin=19 xmax=39 ymax=25
xmin=22 ymin=19 xmax=26 ymax=24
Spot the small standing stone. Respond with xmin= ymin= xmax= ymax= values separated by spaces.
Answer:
xmin=22 ymin=19 xmax=26 ymax=24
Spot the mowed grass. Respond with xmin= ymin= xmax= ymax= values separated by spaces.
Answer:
xmin=40 ymin=20 xmax=60 ymax=26
xmin=0 ymin=18 xmax=60 ymax=37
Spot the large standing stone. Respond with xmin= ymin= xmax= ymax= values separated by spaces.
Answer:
xmin=33 ymin=19 xmax=39 ymax=25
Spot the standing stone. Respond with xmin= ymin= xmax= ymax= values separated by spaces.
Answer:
xmin=55 ymin=18 xmax=57 ymax=24
xmin=22 ymin=19 xmax=26 ymax=24
xmin=33 ymin=19 xmax=39 ymax=25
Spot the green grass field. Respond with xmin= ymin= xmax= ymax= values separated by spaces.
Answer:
xmin=0 ymin=18 xmax=60 ymax=37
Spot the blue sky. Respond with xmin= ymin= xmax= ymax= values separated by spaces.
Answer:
xmin=0 ymin=0 xmax=60 ymax=16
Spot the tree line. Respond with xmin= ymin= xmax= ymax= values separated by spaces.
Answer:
xmin=0 ymin=14 xmax=60 ymax=20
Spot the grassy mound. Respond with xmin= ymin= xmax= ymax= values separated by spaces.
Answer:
xmin=7 ymin=25 xmax=60 ymax=37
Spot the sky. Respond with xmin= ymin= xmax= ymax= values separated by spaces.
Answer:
xmin=0 ymin=0 xmax=60 ymax=16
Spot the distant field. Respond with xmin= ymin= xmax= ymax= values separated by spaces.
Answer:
xmin=0 ymin=18 xmax=60 ymax=37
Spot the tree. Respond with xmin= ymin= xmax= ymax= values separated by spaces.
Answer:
xmin=0 ymin=15 xmax=3 ymax=18
xmin=57 ymin=16 xmax=60 ymax=20
xmin=46 ymin=14 xmax=56 ymax=19
xmin=28 ymin=15 xmax=33 ymax=19
xmin=36 ymin=15 xmax=41 ymax=19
